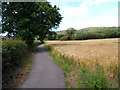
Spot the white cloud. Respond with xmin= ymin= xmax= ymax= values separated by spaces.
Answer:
xmin=84 ymin=16 xmax=117 ymax=27
xmin=51 ymin=0 xmax=118 ymax=31
xmin=58 ymin=0 xmax=90 ymax=30
xmin=58 ymin=15 xmax=117 ymax=31
xmin=63 ymin=6 xmax=88 ymax=21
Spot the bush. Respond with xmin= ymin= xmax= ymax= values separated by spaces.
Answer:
xmin=2 ymin=39 xmax=28 ymax=88
xmin=2 ymin=39 xmax=27 ymax=59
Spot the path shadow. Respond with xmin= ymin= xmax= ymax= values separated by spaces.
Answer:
xmin=36 ymin=45 xmax=47 ymax=53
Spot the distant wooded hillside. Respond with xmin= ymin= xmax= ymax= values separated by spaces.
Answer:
xmin=56 ymin=27 xmax=118 ymax=34
xmin=46 ymin=27 xmax=119 ymax=40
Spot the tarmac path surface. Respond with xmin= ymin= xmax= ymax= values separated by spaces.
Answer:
xmin=19 ymin=44 xmax=65 ymax=88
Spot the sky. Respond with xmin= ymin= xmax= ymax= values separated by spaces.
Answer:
xmin=48 ymin=0 xmax=118 ymax=31
xmin=0 ymin=0 xmax=118 ymax=36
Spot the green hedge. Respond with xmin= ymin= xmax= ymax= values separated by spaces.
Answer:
xmin=2 ymin=39 xmax=28 ymax=88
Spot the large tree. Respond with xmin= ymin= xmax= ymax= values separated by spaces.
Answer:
xmin=2 ymin=2 xmax=62 ymax=45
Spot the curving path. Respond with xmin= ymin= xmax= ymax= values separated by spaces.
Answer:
xmin=19 ymin=44 xmax=65 ymax=88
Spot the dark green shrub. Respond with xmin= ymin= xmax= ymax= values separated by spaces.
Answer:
xmin=2 ymin=39 xmax=27 ymax=64
xmin=2 ymin=39 xmax=28 ymax=88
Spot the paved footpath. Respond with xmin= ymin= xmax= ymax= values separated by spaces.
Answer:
xmin=19 ymin=44 xmax=65 ymax=88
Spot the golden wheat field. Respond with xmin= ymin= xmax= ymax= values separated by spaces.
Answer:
xmin=46 ymin=38 xmax=119 ymax=77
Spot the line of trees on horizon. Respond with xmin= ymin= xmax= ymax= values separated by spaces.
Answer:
xmin=45 ymin=27 xmax=120 ymax=40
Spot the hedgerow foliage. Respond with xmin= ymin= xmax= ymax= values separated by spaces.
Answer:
xmin=2 ymin=39 xmax=28 ymax=88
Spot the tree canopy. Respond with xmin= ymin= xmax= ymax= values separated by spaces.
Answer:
xmin=2 ymin=2 xmax=62 ymax=45
xmin=65 ymin=28 xmax=76 ymax=40
xmin=46 ymin=31 xmax=57 ymax=40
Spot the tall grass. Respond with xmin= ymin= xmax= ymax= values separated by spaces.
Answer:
xmin=44 ymin=44 xmax=118 ymax=88
xmin=78 ymin=63 xmax=111 ymax=88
